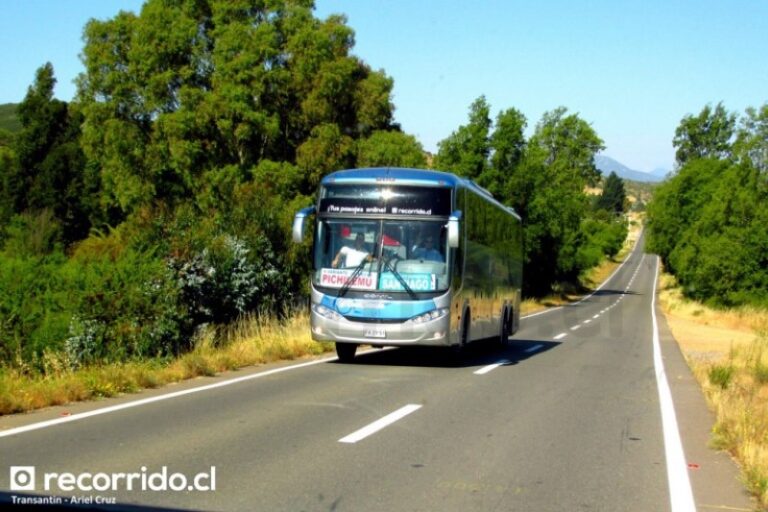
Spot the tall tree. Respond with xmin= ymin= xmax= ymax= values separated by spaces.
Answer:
xmin=486 ymin=107 xmax=526 ymax=198
xmin=356 ymin=130 xmax=426 ymax=168
xmin=672 ymin=102 xmax=736 ymax=166
xmin=2 ymin=63 xmax=92 ymax=244
xmin=511 ymin=107 xmax=604 ymax=293
xmin=77 ymin=0 xmax=396 ymax=215
xmin=734 ymin=103 xmax=768 ymax=174
xmin=595 ymin=171 xmax=626 ymax=214
xmin=434 ymin=96 xmax=491 ymax=180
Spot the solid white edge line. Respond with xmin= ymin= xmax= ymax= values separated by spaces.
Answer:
xmin=651 ymin=256 xmax=696 ymax=511
xmin=474 ymin=361 xmax=510 ymax=375
xmin=0 ymin=355 xmax=341 ymax=439
xmin=338 ymin=404 xmax=422 ymax=444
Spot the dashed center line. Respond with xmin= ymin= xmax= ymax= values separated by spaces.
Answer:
xmin=524 ymin=344 xmax=545 ymax=353
xmin=553 ymin=333 xmax=567 ymax=341
xmin=339 ymin=404 xmax=422 ymax=444
xmin=474 ymin=360 xmax=511 ymax=375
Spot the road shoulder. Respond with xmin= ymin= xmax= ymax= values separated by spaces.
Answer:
xmin=656 ymin=301 xmax=755 ymax=511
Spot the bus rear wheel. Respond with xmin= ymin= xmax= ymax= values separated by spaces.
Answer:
xmin=498 ymin=306 xmax=512 ymax=348
xmin=335 ymin=342 xmax=357 ymax=363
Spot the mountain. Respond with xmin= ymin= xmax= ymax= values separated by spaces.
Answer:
xmin=594 ymin=155 xmax=666 ymax=183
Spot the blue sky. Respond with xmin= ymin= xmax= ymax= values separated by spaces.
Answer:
xmin=2 ymin=1 xmax=766 ymax=173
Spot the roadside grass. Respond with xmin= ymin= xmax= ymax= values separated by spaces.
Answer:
xmin=0 ymin=312 xmax=333 ymax=416
xmin=658 ymin=271 xmax=768 ymax=509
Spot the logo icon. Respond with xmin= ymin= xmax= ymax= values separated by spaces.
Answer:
xmin=10 ymin=466 xmax=36 ymax=491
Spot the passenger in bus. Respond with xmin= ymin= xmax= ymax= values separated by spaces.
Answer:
xmin=332 ymin=232 xmax=374 ymax=268
xmin=412 ymin=235 xmax=443 ymax=262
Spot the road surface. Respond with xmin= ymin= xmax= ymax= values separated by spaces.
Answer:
xmin=0 ymin=234 xmax=754 ymax=511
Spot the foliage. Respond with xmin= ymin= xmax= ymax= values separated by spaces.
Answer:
xmin=435 ymin=98 xmax=608 ymax=296
xmin=673 ymin=102 xmax=736 ymax=166
xmin=356 ymin=129 xmax=426 ymax=168
xmin=595 ymin=171 xmax=627 ymax=214
xmin=0 ymin=64 xmax=93 ymax=244
xmin=648 ymin=103 xmax=768 ymax=307
xmin=434 ymin=95 xmax=491 ymax=180
xmin=76 ymin=0 xmax=394 ymax=217
xmin=0 ymin=103 xmax=21 ymax=133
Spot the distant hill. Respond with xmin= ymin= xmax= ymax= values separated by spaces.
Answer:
xmin=0 ymin=103 xmax=21 ymax=133
xmin=594 ymin=155 xmax=666 ymax=183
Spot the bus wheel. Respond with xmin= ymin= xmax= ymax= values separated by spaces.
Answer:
xmin=498 ymin=306 xmax=511 ymax=347
xmin=451 ymin=315 xmax=470 ymax=363
xmin=335 ymin=342 xmax=357 ymax=363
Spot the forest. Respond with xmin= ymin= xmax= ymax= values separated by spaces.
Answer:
xmin=0 ymin=0 xmax=627 ymax=371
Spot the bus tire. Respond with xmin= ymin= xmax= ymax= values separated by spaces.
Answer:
xmin=498 ymin=306 xmax=511 ymax=347
xmin=335 ymin=342 xmax=357 ymax=363
xmin=451 ymin=313 xmax=470 ymax=361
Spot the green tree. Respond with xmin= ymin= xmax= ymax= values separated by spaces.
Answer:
xmin=510 ymin=107 xmax=604 ymax=294
xmin=649 ymin=102 xmax=768 ymax=307
xmin=734 ymin=103 xmax=768 ymax=173
xmin=1 ymin=63 xmax=92 ymax=245
xmin=434 ymin=96 xmax=491 ymax=180
xmin=356 ymin=130 xmax=426 ymax=168
xmin=595 ymin=171 xmax=626 ymax=214
xmin=673 ymin=102 xmax=736 ymax=166
xmin=77 ymin=0 xmax=395 ymax=216
xmin=487 ymin=107 xmax=526 ymax=198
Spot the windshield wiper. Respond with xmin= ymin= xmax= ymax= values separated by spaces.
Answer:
xmin=381 ymin=253 xmax=418 ymax=300
xmin=337 ymin=258 xmax=370 ymax=298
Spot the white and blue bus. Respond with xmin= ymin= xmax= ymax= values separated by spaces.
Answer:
xmin=293 ymin=168 xmax=523 ymax=362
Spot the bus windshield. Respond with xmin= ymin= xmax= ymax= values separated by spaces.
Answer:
xmin=313 ymin=219 xmax=449 ymax=294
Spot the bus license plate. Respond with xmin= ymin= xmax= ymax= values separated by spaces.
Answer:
xmin=365 ymin=327 xmax=386 ymax=338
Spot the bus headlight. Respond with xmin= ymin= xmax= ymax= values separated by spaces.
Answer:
xmin=312 ymin=304 xmax=343 ymax=322
xmin=406 ymin=308 xmax=449 ymax=324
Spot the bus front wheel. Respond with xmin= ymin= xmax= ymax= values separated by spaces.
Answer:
xmin=335 ymin=342 xmax=357 ymax=363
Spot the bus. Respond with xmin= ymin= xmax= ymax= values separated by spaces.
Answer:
xmin=292 ymin=167 xmax=523 ymax=362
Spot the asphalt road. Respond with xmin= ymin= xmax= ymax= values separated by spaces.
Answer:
xmin=0 ymin=235 xmax=755 ymax=511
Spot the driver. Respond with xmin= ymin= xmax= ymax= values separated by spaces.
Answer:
xmin=332 ymin=232 xmax=374 ymax=268
xmin=412 ymin=234 xmax=443 ymax=262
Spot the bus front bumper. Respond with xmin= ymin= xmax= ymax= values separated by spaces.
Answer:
xmin=310 ymin=310 xmax=453 ymax=347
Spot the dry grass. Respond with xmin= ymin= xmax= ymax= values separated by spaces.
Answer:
xmin=0 ymin=312 xmax=333 ymax=416
xmin=658 ymin=271 xmax=768 ymax=509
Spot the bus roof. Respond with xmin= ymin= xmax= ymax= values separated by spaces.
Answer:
xmin=321 ymin=167 xmax=521 ymax=221
xmin=321 ymin=167 xmax=461 ymax=188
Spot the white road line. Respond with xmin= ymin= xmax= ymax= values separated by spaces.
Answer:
xmin=474 ymin=360 xmax=511 ymax=375
xmin=553 ymin=333 xmax=567 ymax=341
xmin=571 ymin=325 xmax=581 ymax=331
xmin=524 ymin=344 xmax=545 ymax=353
xmin=522 ymin=229 xmax=644 ymax=320
xmin=0 ymin=355 xmax=341 ymax=439
xmin=583 ymin=319 xmax=592 ymax=324
xmin=592 ymin=314 xmax=600 ymax=319
xmin=339 ymin=404 xmax=422 ymax=444
xmin=650 ymin=256 xmax=696 ymax=511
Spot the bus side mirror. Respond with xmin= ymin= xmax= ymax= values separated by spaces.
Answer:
xmin=447 ymin=211 xmax=461 ymax=248
xmin=292 ymin=206 xmax=316 ymax=243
